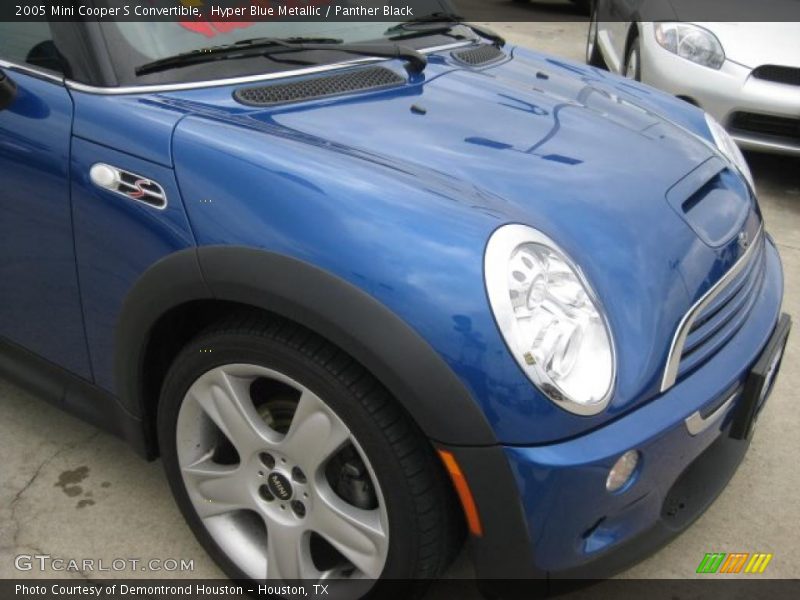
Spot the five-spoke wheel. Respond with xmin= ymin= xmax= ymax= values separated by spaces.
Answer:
xmin=176 ymin=364 xmax=389 ymax=581
xmin=158 ymin=316 xmax=462 ymax=589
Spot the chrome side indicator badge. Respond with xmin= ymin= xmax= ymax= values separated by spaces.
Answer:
xmin=89 ymin=163 xmax=167 ymax=210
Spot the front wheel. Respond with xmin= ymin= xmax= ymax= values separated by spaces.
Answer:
xmin=157 ymin=315 xmax=462 ymax=588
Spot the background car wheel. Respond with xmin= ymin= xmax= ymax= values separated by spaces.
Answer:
xmin=586 ymin=5 xmax=607 ymax=68
xmin=624 ymin=36 xmax=642 ymax=81
xmin=157 ymin=314 xmax=463 ymax=591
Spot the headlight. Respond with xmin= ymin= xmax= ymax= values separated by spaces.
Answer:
xmin=485 ymin=224 xmax=616 ymax=415
xmin=705 ymin=113 xmax=756 ymax=192
xmin=654 ymin=23 xmax=725 ymax=69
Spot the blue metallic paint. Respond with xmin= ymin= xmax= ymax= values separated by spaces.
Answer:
xmin=70 ymin=136 xmax=196 ymax=392
xmin=0 ymin=72 xmax=91 ymax=378
xmin=506 ymin=238 xmax=783 ymax=571
xmin=23 ymin=44 xmax=771 ymax=444
xmin=72 ymin=93 xmax=188 ymax=167
xmin=0 ymin=40 xmax=787 ymax=578
xmin=163 ymin=47 xmax=760 ymax=443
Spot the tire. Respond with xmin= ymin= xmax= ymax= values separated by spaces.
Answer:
xmin=624 ymin=35 xmax=642 ymax=81
xmin=157 ymin=313 xmax=462 ymax=593
xmin=586 ymin=4 xmax=607 ymax=69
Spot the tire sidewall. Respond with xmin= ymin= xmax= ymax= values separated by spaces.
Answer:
xmin=157 ymin=331 xmax=429 ymax=584
xmin=586 ymin=6 xmax=608 ymax=69
xmin=586 ymin=10 xmax=598 ymax=63
xmin=625 ymin=38 xmax=642 ymax=81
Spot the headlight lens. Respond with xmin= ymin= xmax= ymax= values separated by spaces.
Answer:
xmin=654 ymin=23 xmax=725 ymax=69
xmin=485 ymin=224 xmax=616 ymax=415
xmin=705 ymin=113 xmax=755 ymax=192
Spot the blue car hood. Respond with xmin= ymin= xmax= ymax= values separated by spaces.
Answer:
xmin=159 ymin=47 xmax=758 ymax=441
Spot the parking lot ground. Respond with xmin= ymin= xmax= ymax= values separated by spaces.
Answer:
xmin=1 ymin=19 xmax=798 ymax=585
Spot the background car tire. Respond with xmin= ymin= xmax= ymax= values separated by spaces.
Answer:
xmin=624 ymin=35 xmax=642 ymax=81
xmin=157 ymin=313 xmax=463 ymax=593
xmin=586 ymin=5 xmax=607 ymax=68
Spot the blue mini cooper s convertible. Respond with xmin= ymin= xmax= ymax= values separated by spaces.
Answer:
xmin=0 ymin=11 xmax=791 ymax=591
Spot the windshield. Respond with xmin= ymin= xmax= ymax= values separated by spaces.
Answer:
xmin=112 ymin=22 xmax=400 ymax=61
xmin=94 ymin=1 xmax=459 ymax=86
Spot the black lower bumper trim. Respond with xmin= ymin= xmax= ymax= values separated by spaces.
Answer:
xmin=730 ymin=313 xmax=791 ymax=440
xmin=443 ymin=316 xmax=791 ymax=587
xmin=436 ymin=444 xmax=542 ymax=583
xmin=550 ymin=429 xmax=750 ymax=583
xmin=448 ymin=423 xmax=753 ymax=588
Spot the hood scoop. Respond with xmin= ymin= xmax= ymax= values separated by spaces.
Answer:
xmin=234 ymin=66 xmax=405 ymax=107
xmin=667 ymin=157 xmax=753 ymax=248
xmin=452 ymin=45 xmax=506 ymax=67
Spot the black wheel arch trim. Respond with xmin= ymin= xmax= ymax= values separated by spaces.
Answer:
xmin=115 ymin=246 xmax=498 ymax=448
xmin=438 ymin=443 xmax=541 ymax=584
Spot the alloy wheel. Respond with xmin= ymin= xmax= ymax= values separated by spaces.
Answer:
xmin=175 ymin=364 xmax=389 ymax=581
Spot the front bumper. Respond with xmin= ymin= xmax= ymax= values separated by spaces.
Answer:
xmin=444 ymin=237 xmax=787 ymax=583
xmin=639 ymin=25 xmax=800 ymax=156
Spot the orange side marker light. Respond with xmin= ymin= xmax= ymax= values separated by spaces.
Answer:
xmin=437 ymin=449 xmax=483 ymax=537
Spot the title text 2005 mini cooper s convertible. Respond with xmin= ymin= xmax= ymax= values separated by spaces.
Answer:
xmin=0 ymin=13 xmax=792 ymax=591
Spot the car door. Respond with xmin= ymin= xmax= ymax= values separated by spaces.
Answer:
xmin=0 ymin=22 xmax=92 ymax=379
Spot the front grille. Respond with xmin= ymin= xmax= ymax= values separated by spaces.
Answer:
xmin=675 ymin=236 xmax=766 ymax=382
xmin=452 ymin=45 xmax=506 ymax=67
xmin=729 ymin=112 xmax=800 ymax=144
xmin=752 ymin=64 xmax=800 ymax=86
xmin=234 ymin=66 xmax=405 ymax=107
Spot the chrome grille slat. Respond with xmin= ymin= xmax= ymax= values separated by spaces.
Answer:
xmin=682 ymin=244 xmax=766 ymax=356
xmin=677 ymin=262 xmax=765 ymax=378
xmin=688 ymin=242 xmax=762 ymax=333
xmin=660 ymin=225 xmax=765 ymax=391
xmin=678 ymin=268 xmax=756 ymax=379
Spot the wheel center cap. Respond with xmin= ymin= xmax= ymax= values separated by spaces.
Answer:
xmin=267 ymin=471 xmax=293 ymax=501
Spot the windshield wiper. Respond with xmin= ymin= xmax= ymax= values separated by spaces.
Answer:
xmin=135 ymin=37 xmax=342 ymax=76
xmin=385 ymin=13 xmax=506 ymax=47
xmin=135 ymin=37 xmax=427 ymax=77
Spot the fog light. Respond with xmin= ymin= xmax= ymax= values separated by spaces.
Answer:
xmin=606 ymin=450 xmax=639 ymax=492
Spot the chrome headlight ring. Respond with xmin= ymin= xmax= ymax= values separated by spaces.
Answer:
xmin=485 ymin=224 xmax=617 ymax=416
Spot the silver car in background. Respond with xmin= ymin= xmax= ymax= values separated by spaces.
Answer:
xmin=587 ymin=16 xmax=800 ymax=156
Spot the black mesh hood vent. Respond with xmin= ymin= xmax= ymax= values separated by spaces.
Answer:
xmin=452 ymin=45 xmax=506 ymax=67
xmin=234 ymin=67 xmax=405 ymax=106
